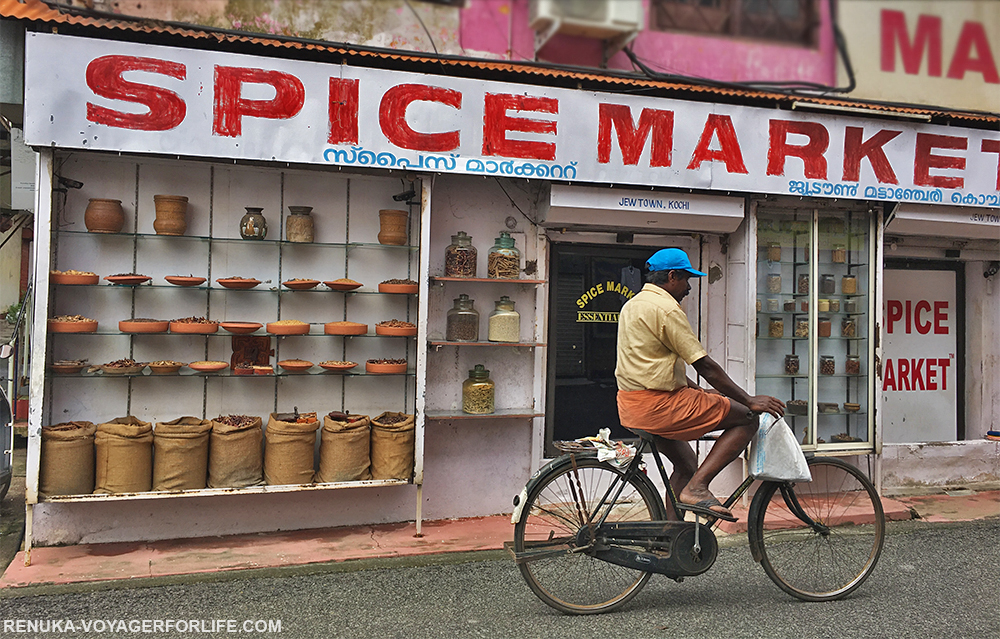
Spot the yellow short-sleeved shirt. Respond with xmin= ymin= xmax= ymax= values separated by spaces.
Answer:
xmin=615 ymin=283 xmax=707 ymax=392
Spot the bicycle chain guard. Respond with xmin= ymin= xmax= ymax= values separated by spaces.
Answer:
xmin=592 ymin=521 xmax=718 ymax=578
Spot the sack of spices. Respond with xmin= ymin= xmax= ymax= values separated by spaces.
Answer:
xmin=370 ymin=412 xmax=415 ymax=480
xmin=40 ymin=421 xmax=96 ymax=496
xmin=208 ymin=415 xmax=264 ymax=488
xmin=316 ymin=412 xmax=372 ymax=483
xmin=94 ymin=416 xmax=153 ymax=494
xmin=264 ymin=411 xmax=320 ymax=485
xmin=153 ymin=416 xmax=212 ymax=491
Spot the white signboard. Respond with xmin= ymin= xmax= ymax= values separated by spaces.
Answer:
xmin=22 ymin=32 xmax=1000 ymax=209
xmin=882 ymin=268 xmax=958 ymax=443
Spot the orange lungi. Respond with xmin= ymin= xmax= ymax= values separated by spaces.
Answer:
xmin=617 ymin=387 xmax=730 ymax=440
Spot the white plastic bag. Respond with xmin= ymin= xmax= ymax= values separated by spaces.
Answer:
xmin=749 ymin=413 xmax=812 ymax=482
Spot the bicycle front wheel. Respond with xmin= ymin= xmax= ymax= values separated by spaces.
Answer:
xmin=513 ymin=456 xmax=666 ymax=615
xmin=749 ymin=457 xmax=885 ymax=601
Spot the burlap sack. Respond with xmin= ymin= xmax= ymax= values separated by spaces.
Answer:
xmin=94 ymin=416 xmax=153 ymax=494
xmin=264 ymin=413 xmax=320 ymax=485
xmin=208 ymin=416 xmax=263 ymax=488
xmin=370 ymin=412 xmax=415 ymax=480
xmin=316 ymin=414 xmax=371 ymax=483
xmin=153 ymin=417 xmax=212 ymax=491
xmin=40 ymin=421 xmax=96 ymax=496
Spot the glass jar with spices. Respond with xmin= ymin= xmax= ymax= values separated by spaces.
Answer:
xmin=768 ymin=317 xmax=784 ymax=338
xmin=784 ymin=354 xmax=799 ymax=375
xmin=818 ymin=317 xmax=832 ymax=337
xmin=488 ymin=295 xmax=520 ymax=343
xmin=820 ymin=274 xmax=836 ymax=295
xmin=829 ymin=298 xmax=840 ymax=313
xmin=783 ymin=299 xmax=796 ymax=312
xmin=832 ymin=244 xmax=846 ymax=263
xmin=487 ymin=231 xmax=520 ymax=279
xmin=766 ymin=273 xmax=782 ymax=294
xmin=766 ymin=298 xmax=780 ymax=313
xmin=462 ymin=364 xmax=495 ymax=414
xmin=767 ymin=242 xmax=782 ymax=262
xmin=820 ymin=355 xmax=836 ymax=375
xmin=845 ymin=355 xmax=861 ymax=375
xmin=446 ymin=294 xmax=479 ymax=342
xmin=444 ymin=231 xmax=477 ymax=278
xmin=794 ymin=319 xmax=809 ymax=337
xmin=842 ymin=317 xmax=857 ymax=338
xmin=842 ymin=274 xmax=858 ymax=294
xmin=797 ymin=274 xmax=810 ymax=295
xmin=817 ymin=298 xmax=830 ymax=313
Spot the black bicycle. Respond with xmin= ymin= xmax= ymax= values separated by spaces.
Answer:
xmin=509 ymin=429 xmax=885 ymax=614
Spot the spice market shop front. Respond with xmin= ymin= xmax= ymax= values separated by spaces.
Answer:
xmin=18 ymin=27 xmax=1000 ymax=547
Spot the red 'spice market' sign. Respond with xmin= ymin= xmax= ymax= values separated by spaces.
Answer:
xmin=23 ymin=33 xmax=1000 ymax=208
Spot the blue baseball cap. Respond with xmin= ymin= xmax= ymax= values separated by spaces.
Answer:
xmin=645 ymin=248 xmax=706 ymax=277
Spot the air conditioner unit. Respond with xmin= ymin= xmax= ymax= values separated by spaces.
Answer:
xmin=529 ymin=0 xmax=644 ymax=40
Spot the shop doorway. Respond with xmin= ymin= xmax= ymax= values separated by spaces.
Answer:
xmin=545 ymin=243 xmax=655 ymax=451
xmin=882 ymin=260 xmax=965 ymax=442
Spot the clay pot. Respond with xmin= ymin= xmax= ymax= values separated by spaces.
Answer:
xmin=152 ymin=195 xmax=188 ymax=236
xmin=240 ymin=207 xmax=268 ymax=240
xmin=377 ymin=209 xmax=409 ymax=246
xmin=84 ymin=198 xmax=125 ymax=234
xmin=285 ymin=206 xmax=314 ymax=243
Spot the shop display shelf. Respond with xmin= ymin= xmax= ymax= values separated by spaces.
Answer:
xmin=425 ymin=408 xmax=544 ymax=420
xmin=429 ymin=276 xmax=546 ymax=285
xmin=55 ymin=229 xmax=419 ymax=251
xmin=49 ymin=370 xmax=416 ymax=378
xmin=427 ymin=340 xmax=546 ymax=348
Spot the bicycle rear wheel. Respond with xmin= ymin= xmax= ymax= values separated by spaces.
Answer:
xmin=749 ymin=457 xmax=885 ymax=601
xmin=513 ymin=456 xmax=666 ymax=614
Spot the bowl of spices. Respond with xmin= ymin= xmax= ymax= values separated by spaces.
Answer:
xmin=375 ymin=319 xmax=417 ymax=336
xmin=266 ymin=319 xmax=310 ymax=335
xmin=378 ymin=278 xmax=418 ymax=294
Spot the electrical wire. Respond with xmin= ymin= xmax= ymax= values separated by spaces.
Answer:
xmin=403 ymin=0 xmax=439 ymax=56
xmin=493 ymin=178 xmax=537 ymax=228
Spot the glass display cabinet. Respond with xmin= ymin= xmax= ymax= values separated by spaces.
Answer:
xmin=754 ymin=206 xmax=876 ymax=452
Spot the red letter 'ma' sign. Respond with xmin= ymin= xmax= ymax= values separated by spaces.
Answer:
xmin=597 ymin=104 xmax=673 ymax=167
xmin=86 ymin=55 xmax=186 ymax=131
xmin=213 ymin=66 xmax=305 ymax=137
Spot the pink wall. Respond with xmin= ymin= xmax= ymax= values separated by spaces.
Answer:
xmin=460 ymin=0 xmax=836 ymax=85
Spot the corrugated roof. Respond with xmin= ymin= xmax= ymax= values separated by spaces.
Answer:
xmin=3 ymin=0 xmax=998 ymax=126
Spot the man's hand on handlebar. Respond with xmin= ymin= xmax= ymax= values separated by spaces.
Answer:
xmin=746 ymin=395 xmax=785 ymax=418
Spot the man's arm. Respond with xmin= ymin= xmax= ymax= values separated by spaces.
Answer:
xmin=691 ymin=355 xmax=785 ymax=417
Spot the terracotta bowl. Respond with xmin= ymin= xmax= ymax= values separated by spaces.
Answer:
xmin=189 ymin=360 xmax=229 ymax=373
xmin=51 ymin=272 xmax=99 ymax=285
xmin=119 ymin=319 xmax=169 ymax=333
xmin=266 ymin=322 xmax=310 ymax=335
xmin=253 ymin=366 xmax=274 ymax=375
xmin=278 ymin=359 xmax=314 ymax=372
xmin=164 ymin=276 xmax=207 ymax=287
xmin=324 ymin=280 xmax=363 ymax=291
xmin=100 ymin=363 xmax=147 ymax=375
xmin=48 ymin=319 xmax=98 ymax=333
xmin=282 ymin=279 xmax=320 ymax=290
xmin=50 ymin=363 xmax=86 ymax=374
xmin=148 ymin=363 xmax=184 ymax=375
xmin=105 ymin=275 xmax=151 ymax=286
xmin=365 ymin=361 xmax=407 ymax=374
xmin=220 ymin=321 xmax=263 ymax=334
xmin=324 ymin=321 xmax=368 ymax=336
xmin=378 ymin=283 xmax=418 ymax=294
xmin=319 ymin=361 xmax=358 ymax=372
xmin=375 ymin=324 xmax=417 ymax=337
xmin=169 ymin=321 xmax=219 ymax=334
xmin=216 ymin=278 xmax=261 ymax=290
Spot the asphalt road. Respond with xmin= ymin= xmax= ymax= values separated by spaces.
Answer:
xmin=1 ymin=519 xmax=997 ymax=639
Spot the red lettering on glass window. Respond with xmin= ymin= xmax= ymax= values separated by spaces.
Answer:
xmin=905 ymin=300 xmax=913 ymax=334
xmin=914 ymin=133 xmax=967 ymax=189
xmin=482 ymin=93 xmax=557 ymax=161
xmin=883 ymin=358 xmax=896 ymax=391
xmin=934 ymin=301 xmax=949 ymax=334
xmin=213 ymin=66 xmax=305 ymax=138
xmin=378 ymin=84 xmax=462 ymax=152
xmin=981 ymin=139 xmax=1000 ymax=190
xmin=938 ymin=358 xmax=950 ymax=389
xmin=926 ymin=360 xmax=938 ymax=390
xmin=914 ymin=300 xmax=932 ymax=334
xmin=597 ymin=104 xmax=673 ymax=167
xmin=842 ymin=127 xmax=901 ymax=183
xmin=897 ymin=358 xmax=911 ymax=390
xmin=328 ymin=78 xmax=359 ymax=145
xmin=946 ymin=21 xmax=1000 ymax=83
xmin=687 ymin=114 xmax=747 ymax=173
xmin=766 ymin=120 xmax=829 ymax=179
xmin=881 ymin=10 xmax=942 ymax=76
xmin=886 ymin=299 xmax=903 ymax=333
xmin=911 ymin=358 xmax=926 ymax=390
xmin=86 ymin=55 xmax=186 ymax=131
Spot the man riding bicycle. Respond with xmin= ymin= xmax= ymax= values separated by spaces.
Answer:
xmin=615 ymin=248 xmax=785 ymax=520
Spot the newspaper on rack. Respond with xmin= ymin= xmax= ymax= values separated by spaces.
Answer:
xmin=576 ymin=428 xmax=636 ymax=468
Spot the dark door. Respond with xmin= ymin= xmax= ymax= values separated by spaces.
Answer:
xmin=546 ymin=243 xmax=653 ymax=450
